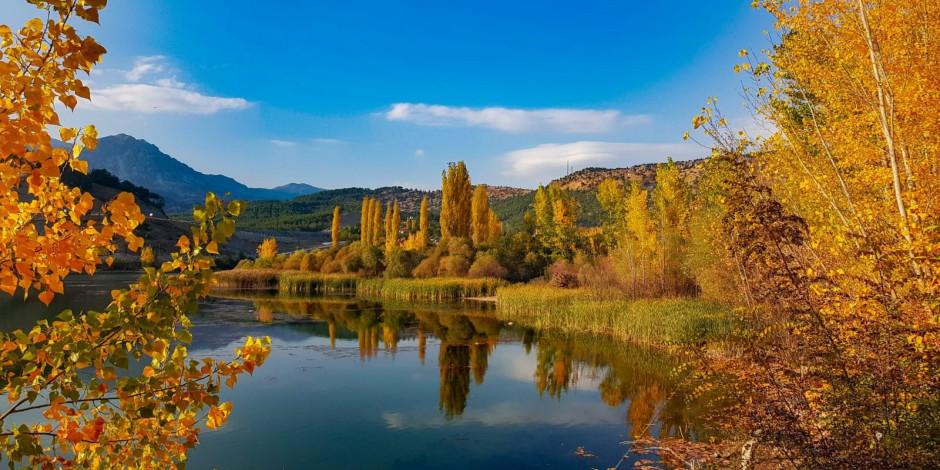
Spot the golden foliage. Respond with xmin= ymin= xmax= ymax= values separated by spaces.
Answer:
xmin=256 ymin=237 xmax=278 ymax=260
xmin=331 ymin=205 xmax=341 ymax=248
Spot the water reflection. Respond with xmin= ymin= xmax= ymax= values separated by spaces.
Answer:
xmin=216 ymin=292 xmax=717 ymax=441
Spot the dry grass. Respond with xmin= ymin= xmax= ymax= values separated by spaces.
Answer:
xmin=495 ymin=284 xmax=736 ymax=346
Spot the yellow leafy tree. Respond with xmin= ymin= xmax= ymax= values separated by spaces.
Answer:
xmin=440 ymin=161 xmax=472 ymax=239
xmin=416 ymin=195 xmax=429 ymax=249
xmin=331 ymin=205 xmax=341 ymax=248
xmin=384 ymin=200 xmax=400 ymax=255
xmin=0 ymin=3 xmax=270 ymax=466
xmin=371 ymin=198 xmax=383 ymax=246
xmin=360 ymin=197 xmax=371 ymax=245
xmin=257 ymin=237 xmax=278 ymax=260
xmin=486 ymin=209 xmax=502 ymax=244
xmin=683 ymin=0 xmax=940 ymax=465
xmin=470 ymin=185 xmax=490 ymax=245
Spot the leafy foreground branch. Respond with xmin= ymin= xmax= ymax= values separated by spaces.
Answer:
xmin=0 ymin=194 xmax=271 ymax=467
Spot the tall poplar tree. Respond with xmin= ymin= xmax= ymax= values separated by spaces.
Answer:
xmin=371 ymin=199 xmax=383 ymax=246
xmin=471 ymin=185 xmax=491 ymax=245
xmin=331 ymin=205 xmax=342 ymax=248
xmin=360 ymin=197 xmax=372 ymax=246
xmin=417 ymin=195 xmax=429 ymax=249
xmin=440 ymin=161 xmax=472 ymax=239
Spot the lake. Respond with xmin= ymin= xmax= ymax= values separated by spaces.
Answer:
xmin=0 ymin=272 xmax=718 ymax=469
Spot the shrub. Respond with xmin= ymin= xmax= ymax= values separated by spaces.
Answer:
xmin=412 ymin=253 xmax=441 ymax=278
xmin=468 ymin=253 xmax=508 ymax=279
xmin=385 ymin=249 xmax=419 ymax=279
xmin=547 ymin=259 xmax=580 ymax=288
xmin=438 ymin=254 xmax=470 ymax=277
xmin=283 ymin=250 xmax=305 ymax=270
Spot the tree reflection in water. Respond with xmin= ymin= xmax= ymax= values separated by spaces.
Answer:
xmin=217 ymin=293 xmax=722 ymax=440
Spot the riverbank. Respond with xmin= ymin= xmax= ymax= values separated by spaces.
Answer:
xmin=213 ymin=269 xmax=505 ymax=302
xmin=494 ymin=284 xmax=736 ymax=346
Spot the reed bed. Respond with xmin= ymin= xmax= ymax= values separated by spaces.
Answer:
xmin=278 ymin=272 xmax=359 ymax=296
xmin=495 ymin=284 xmax=735 ymax=346
xmin=213 ymin=269 xmax=282 ymax=290
xmin=357 ymin=277 xmax=506 ymax=302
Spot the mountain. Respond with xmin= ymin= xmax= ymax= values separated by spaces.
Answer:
xmin=80 ymin=134 xmax=323 ymax=211
xmin=272 ymin=183 xmax=323 ymax=196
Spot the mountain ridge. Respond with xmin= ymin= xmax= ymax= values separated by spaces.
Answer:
xmin=79 ymin=134 xmax=324 ymax=211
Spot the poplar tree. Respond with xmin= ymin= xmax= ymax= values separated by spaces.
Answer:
xmin=360 ymin=197 xmax=372 ymax=245
xmin=386 ymin=200 xmax=401 ymax=254
xmin=331 ymin=205 xmax=342 ymax=248
xmin=417 ymin=196 xmax=429 ymax=249
xmin=371 ymin=199 xmax=383 ymax=245
xmin=486 ymin=209 xmax=502 ymax=243
xmin=440 ymin=161 xmax=472 ymax=239
xmin=470 ymin=185 xmax=491 ymax=245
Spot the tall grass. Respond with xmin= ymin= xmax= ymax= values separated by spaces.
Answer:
xmin=496 ymin=284 xmax=736 ymax=346
xmin=214 ymin=269 xmax=282 ymax=290
xmin=278 ymin=272 xmax=359 ymax=295
xmin=358 ymin=277 xmax=506 ymax=302
xmin=213 ymin=269 xmax=505 ymax=302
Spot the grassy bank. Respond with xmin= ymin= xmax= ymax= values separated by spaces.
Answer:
xmin=279 ymin=272 xmax=359 ymax=295
xmin=357 ymin=277 xmax=506 ymax=302
xmin=495 ymin=284 xmax=736 ymax=346
xmin=213 ymin=269 xmax=505 ymax=302
xmin=214 ymin=269 xmax=281 ymax=290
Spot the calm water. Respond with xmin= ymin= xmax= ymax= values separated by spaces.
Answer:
xmin=0 ymin=273 xmax=718 ymax=469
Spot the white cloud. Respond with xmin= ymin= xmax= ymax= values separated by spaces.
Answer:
xmin=381 ymin=401 xmax=622 ymax=430
xmin=312 ymin=138 xmax=343 ymax=144
xmin=502 ymin=141 xmax=701 ymax=182
xmin=125 ymin=55 xmax=167 ymax=82
xmin=414 ymin=148 xmax=425 ymax=157
xmin=84 ymin=84 xmax=251 ymax=115
xmin=269 ymin=139 xmax=297 ymax=147
xmin=386 ymin=103 xmax=649 ymax=134
xmin=154 ymin=76 xmax=185 ymax=89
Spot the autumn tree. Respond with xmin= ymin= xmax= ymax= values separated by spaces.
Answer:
xmin=331 ymin=205 xmax=341 ymax=248
xmin=470 ymin=185 xmax=490 ymax=245
xmin=360 ymin=197 xmax=372 ymax=246
xmin=623 ymin=182 xmax=656 ymax=296
xmin=0 ymin=3 xmax=270 ymax=466
xmin=257 ymin=237 xmax=278 ymax=260
xmin=682 ymin=0 xmax=940 ymax=465
xmin=486 ymin=209 xmax=502 ymax=243
xmin=596 ymin=178 xmax=627 ymax=250
xmin=440 ymin=161 xmax=472 ymax=239
xmin=384 ymin=200 xmax=400 ymax=255
xmin=371 ymin=198 xmax=383 ymax=246
xmin=416 ymin=195 xmax=429 ymax=249
xmin=529 ymin=184 xmax=580 ymax=259
xmin=652 ymin=159 xmax=691 ymax=295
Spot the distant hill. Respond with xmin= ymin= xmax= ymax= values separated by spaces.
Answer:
xmin=271 ymin=183 xmax=323 ymax=197
xmin=492 ymin=159 xmax=706 ymax=230
xmin=237 ymin=185 xmax=529 ymax=232
xmin=234 ymin=160 xmax=707 ymax=233
xmin=79 ymin=134 xmax=323 ymax=211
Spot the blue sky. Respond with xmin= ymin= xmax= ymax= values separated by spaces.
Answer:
xmin=3 ymin=1 xmax=773 ymax=189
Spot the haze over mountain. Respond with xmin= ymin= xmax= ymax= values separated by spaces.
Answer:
xmin=80 ymin=134 xmax=323 ymax=211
